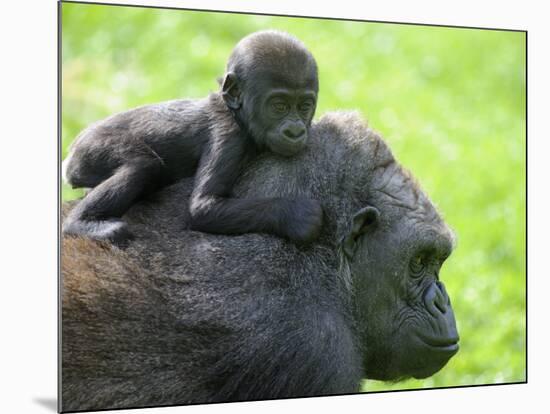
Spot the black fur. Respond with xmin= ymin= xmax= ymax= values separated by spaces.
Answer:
xmin=62 ymin=30 xmax=321 ymax=245
xmin=61 ymin=112 xmax=459 ymax=411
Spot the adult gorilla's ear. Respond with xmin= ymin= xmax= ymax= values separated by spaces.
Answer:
xmin=342 ymin=206 xmax=380 ymax=259
xmin=222 ymin=72 xmax=242 ymax=110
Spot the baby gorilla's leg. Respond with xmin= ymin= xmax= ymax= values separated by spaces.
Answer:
xmin=63 ymin=160 xmax=162 ymax=245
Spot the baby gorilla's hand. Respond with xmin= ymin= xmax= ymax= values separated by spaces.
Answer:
xmin=283 ymin=198 xmax=324 ymax=244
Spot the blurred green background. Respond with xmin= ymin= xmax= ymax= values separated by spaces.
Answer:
xmin=61 ymin=2 xmax=526 ymax=392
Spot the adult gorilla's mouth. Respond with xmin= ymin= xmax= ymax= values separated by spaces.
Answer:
xmin=406 ymin=336 xmax=459 ymax=379
xmin=419 ymin=334 xmax=460 ymax=354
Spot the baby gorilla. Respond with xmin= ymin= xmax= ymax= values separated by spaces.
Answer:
xmin=62 ymin=31 xmax=322 ymax=245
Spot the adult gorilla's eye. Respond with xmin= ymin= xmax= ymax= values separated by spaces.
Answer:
xmin=409 ymin=255 xmax=425 ymax=278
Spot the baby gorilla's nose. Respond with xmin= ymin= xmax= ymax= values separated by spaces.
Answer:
xmin=283 ymin=122 xmax=306 ymax=140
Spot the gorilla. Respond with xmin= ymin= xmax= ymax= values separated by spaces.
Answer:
xmin=62 ymin=30 xmax=322 ymax=245
xmin=60 ymin=112 xmax=459 ymax=412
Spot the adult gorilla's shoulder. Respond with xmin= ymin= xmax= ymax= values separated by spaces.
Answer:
xmin=61 ymin=112 xmax=459 ymax=411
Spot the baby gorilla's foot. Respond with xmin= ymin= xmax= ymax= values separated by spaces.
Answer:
xmin=63 ymin=218 xmax=134 ymax=247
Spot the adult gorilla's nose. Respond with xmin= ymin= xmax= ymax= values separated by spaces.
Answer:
xmin=423 ymin=281 xmax=459 ymax=344
xmin=424 ymin=281 xmax=450 ymax=317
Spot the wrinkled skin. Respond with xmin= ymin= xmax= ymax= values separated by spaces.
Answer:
xmin=61 ymin=112 xmax=459 ymax=412
xmin=348 ymin=165 xmax=458 ymax=380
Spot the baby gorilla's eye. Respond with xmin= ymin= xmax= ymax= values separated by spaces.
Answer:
xmin=298 ymin=101 xmax=313 ymax=113
xmin=272 ymin=102 xmax=289 ymax=113
xmin=409 ymin=255 xmax=425 ymax=278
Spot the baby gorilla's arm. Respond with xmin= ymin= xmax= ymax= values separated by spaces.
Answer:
xmin=188 ymin=133 xmax=323 ymax=244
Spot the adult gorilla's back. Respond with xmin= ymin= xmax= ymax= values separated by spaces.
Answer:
xmin=61 ymin=113 xmax=459 ymax=411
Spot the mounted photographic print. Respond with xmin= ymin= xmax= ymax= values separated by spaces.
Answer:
xmin=59 ymin=1 xmax=526 ymax=412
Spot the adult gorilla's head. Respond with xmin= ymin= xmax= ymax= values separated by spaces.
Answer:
xmin=339 ymin=144 xmax=459 ymax=380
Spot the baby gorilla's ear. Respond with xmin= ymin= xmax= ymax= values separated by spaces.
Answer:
xmin=222 ymin=72 xmax=242 ymax=110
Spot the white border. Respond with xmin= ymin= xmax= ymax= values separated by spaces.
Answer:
xmin=2 ymin=1 xmax=546 ymax=413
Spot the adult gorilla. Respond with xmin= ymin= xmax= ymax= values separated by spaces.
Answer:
xmin=61 ymin=112 xmax=459 ymax=411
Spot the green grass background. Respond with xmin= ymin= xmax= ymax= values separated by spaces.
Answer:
xmin=61 ymin=2 xmax=526 ymax=392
